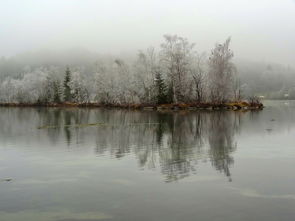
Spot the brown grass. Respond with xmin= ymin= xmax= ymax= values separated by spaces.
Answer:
xmin=0 ymin=101 xmax=264 ymax=110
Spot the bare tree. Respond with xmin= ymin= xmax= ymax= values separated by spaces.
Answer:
xmin=160 ymin=35 xmax=195 ymax=103
xmin=208 ymin=37 xmax=236 ymax=103
xmin=114 ymin=59 xmax=134 ymax=104
xmin=133 ymin=47 xmax=157 ymax=104
xmin=190 ymin=52 xmax=207 ymax=103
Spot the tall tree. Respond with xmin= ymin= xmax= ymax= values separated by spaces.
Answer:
xmin=208 ymin=37 xmax=236 ymax=103
xmin=154 ymin=71 xmax=167 ymax=104
xmin=160 ymin=35 xmax=195 ymax=103
xmin=133 ymin=48 xmax=157 ymax=104
xmin=53 ymin=80 xmax=62 ymax=103
xmin=63 ymin=67 xmax=72 ymax=102
xmin=69 ymin=71 xmax=90 ymax=103
xmin=190 ymin=53 xmax=206 ymax=103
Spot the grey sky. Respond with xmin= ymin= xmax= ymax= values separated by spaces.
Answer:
xmin=1 ymin=0 xmax=295 ymax=66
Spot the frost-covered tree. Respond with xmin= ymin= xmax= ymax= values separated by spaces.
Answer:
xmin=190 ymin=52 xmax=207 ymax=102
xmin=114 ymin=59 xmax=134 ymax=104
xmin=63 ymin=67 xmax=72 ymax=102
xmin=0 ymin=77 xmax=15 ymax=103
xmin=0 ymin=68 xmax=48 ymax=103
xmin=154 ymin=71 xmax=167 ymax=104
xmin=133 ymin=48 xmax=157 ymax=104
xmin=0 ymin=35 xmax=245 ymax=105
xmin=94 ymin=61 xmax=113 ymax=104
xmin=53 ymin=80 xmax=62 ymax=103
xmin=160 ymin=35 xmax=195 ymax=103
xmin=41 ymin=75 xmax=62 ymax=103
xmin=208 ymin=37 xmax=236 ymax=103
xmin=69 ymin=71 xmax=90 ymax=103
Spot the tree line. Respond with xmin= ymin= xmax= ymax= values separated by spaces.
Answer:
xmin=0 ymin=35 xmax=242 ymax=105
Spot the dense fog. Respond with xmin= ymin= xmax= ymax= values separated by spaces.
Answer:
xmin=0 ymin=38 xmax=294 ymax=102
xmin=1 ymin=0 xmax=295 ymax=101
xmin=0 ymin=36 xmax=241 ymax=104
xmin=1 ymin=0 xmax=295 ymax=65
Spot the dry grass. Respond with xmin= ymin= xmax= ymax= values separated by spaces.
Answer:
xmin=0 ymin=101 xmax=264 ymax=110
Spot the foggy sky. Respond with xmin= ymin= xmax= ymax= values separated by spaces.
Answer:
xmin=1 ymin=0 xmax=295 ymax=66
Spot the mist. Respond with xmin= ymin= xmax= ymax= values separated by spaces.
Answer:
xmin=2 ymin=2 xmax=295 ymax=220
xmin=1 ymin=0 xmax=295 ymax=104
xmin=1 ymin=0 xmax=295 ymax=66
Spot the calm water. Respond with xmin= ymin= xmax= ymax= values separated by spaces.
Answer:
xmin=0 ymin=101 xmax=295 ymax=221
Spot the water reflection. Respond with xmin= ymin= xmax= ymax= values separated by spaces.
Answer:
xmin=0 ymin=108 xmax=247 ymax=182
xmin=1 ymin=103 xmax=295 ymax=221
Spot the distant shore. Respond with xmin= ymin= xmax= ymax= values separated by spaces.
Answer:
xmin=0 ymin=102 xmax=264 ymax=110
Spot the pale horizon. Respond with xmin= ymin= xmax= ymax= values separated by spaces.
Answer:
xmin=1 ymin=0 xmax=295 ymax=66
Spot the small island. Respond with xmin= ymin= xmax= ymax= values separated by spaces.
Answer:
xmin=0 ymin=35 xmax=263 ymax=110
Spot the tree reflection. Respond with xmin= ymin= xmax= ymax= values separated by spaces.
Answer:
xmin=37 ymin=108 xmax=91 ymax=145
xmin=0 ymin=108 xmax=243 ymax=182
xmin=89 ymin=110 xmax=240 ymax=182
xmin=207 ymin=112 xmax=239 ymax=182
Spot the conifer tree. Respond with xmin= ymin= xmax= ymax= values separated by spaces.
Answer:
xmin=166 ymin=83 xmax=174 ymax=104
xmin=53 ymin=80 xmax=62 ymax=103
xmin=63 ymin=67 xmax=72 ymax=102
xmin=155 ymin=72 xmax=167 ymax=104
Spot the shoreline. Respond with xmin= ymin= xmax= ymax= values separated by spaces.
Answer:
xmin=0 ymin=102 xmax=264 ymax=111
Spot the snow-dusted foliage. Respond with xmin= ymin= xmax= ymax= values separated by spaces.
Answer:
xmin=133 ymin=48 xmax=158 ymax=104
xmin=208 ymin=37 xmax=237 ymax=103
xmin=0 ymin=35 xmax=239 ymax=104
xmin=0 ymin=68 xmax=48 ymax=103
xmin=160 ymin=35 xmax=196 ymax=103
xmin=69 ymin=71 xmax=90 ymax=103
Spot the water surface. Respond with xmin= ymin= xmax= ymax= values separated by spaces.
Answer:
xmin=0 ymin=100 xmax=294 ymax=221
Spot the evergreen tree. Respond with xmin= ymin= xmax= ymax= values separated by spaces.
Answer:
xmin=155 ymin=72 xmax=167 ymax=104
xmin=53 ymin=80 xmax=61 ymax=103
xmin=166 ymin=82 xmax=174 ymax=104
xmin=63 ymin=67 xmax=72 ymax=102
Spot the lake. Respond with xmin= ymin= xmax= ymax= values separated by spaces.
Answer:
xmin=0 ymin=100 xmax=294 ymax=221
